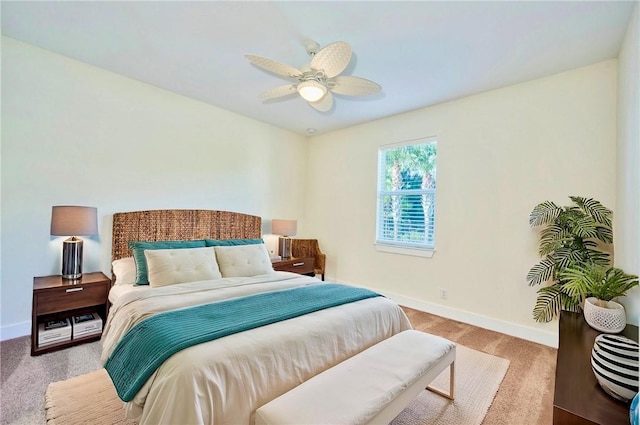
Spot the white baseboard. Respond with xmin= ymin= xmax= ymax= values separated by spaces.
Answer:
xmin=338 ymin=280 xmax=558 ymax=348
xmin=1 ymin=320 xmax=30 ymax=342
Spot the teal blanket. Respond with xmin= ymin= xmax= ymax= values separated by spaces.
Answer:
xmin=104 ymin=283 xmax=381 ymax=401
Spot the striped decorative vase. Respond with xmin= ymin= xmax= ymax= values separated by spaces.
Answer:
xmin=591 ymin=334 xmax=639 ymax=402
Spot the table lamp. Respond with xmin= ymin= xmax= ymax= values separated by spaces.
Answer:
xmin=272 ymin=219 xmax=297 ymax=259
xmin=50 ymin=206 xmax=98 ymax=280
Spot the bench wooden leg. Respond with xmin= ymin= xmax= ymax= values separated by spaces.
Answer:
xmin=426 ymin=361 xmax=455 ymax=400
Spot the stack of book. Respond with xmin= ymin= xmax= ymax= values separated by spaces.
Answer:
xmin=38 ymin=318 xmax=71 ymax=347
xmin=72 ymin=312 xmax=102 ymax=339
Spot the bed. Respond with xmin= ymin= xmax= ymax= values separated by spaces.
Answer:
xmin=101 ymin=209 xmax=413 ymax=425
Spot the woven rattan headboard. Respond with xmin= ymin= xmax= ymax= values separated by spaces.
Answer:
xmin=111 ymin=209 xmax=262 ymax=261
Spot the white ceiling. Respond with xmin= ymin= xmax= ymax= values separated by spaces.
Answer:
xmin=1 ymin=1 xmax=635 ymax=136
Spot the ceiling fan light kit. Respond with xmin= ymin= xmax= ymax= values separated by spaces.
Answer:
xmin=246 ymin=40 xmax=381 ymax=111
xmin=297 ymin=80 xmax=327 ymax=102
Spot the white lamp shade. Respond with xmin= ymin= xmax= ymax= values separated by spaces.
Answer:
xmin=272 ymin=219 xmax=297 ymax=237
xmin=51 ymin=206 xmax=98 ymax=236
xmin=297 ymin=81 xmax=327 ymax=102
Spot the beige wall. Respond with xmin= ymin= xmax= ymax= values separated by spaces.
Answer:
xmin=1 ymin=37 xmax=308 ymax=338
xmin=615 ymin=4 xmax=640 ymax=325
xmin=305 ymin=60 xmax=618 ymax=346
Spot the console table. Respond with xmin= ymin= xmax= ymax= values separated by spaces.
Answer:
xmin=553 ymin=311 xmax=637 ymax=425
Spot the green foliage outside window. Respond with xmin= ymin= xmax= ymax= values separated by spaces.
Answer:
xmin=377 ymin=141 xmax=437 ymax=249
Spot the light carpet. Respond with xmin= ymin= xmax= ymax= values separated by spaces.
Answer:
xmin=44 ymin=344 xmax=509 ymax=425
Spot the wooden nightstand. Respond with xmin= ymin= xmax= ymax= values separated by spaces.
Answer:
xmin=31 ymin=272 xmax=111 ymax=356
xmin=272 ymin=257 xmax=315 ymax=276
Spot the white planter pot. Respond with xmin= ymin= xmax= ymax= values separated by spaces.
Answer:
xmin=583 ymin=297 xmax=626 ymax=333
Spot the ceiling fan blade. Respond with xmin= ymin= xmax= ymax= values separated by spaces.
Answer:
xmin=308 ymin=91 xmax=334 ymax=112
xmin=310 ymin=41 xmax=352 ymax=78
xmin=330 ymin=76 xmax=382 ymax=96
xmin=245 ymin=55 xmax=302 ymax=79
xmin=260 ymin=85 xmax=297 ymax=100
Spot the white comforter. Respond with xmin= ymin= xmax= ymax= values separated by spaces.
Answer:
xmin=101 ymin=272 xmax=412 ymax=425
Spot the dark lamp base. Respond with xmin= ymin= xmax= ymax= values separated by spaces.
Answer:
xmin=279 ymin=236 xmax=292 ymax=259
xmin=62 ymin=238 xmax=83 ymax=280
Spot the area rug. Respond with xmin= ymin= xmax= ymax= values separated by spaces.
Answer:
xmin=391 ymin=345 xmax=510 ymax=425
xmin=44 ymin=344 xmax=509 ymax=425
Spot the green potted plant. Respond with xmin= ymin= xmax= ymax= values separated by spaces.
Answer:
xmin=560 ymin=264 xmax=638 ymax=332
xmin=527 ymin=196 xmax=613 ymax=322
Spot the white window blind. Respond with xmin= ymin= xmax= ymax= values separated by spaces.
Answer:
xmin=376 ymin=138 xmax=437 ymax=251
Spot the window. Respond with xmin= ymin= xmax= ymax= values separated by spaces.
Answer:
xmin=376 ymin=138 xmax=437 ymax=254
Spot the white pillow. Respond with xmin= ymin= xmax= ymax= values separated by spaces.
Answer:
xmin=112 ymin=257 xmax=136 ymax=286
xmin=144 ymin=247 xmax=222 ymax=288
xmin=214 ymin=244 xmax=274 ymax=278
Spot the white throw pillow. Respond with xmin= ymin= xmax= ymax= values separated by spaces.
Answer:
xmin=111 ymin=257 xmax=136 ymax=286
xmin=214 ymin=244 xmax=274 ymax=278
xmin=144 ymin=247 xmax=222 ymax=288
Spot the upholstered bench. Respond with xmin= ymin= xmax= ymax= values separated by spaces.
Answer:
xmin=255 ymin=330 xmax=456 ymax=425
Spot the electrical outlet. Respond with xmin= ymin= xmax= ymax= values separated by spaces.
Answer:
xmin=440 ymin=288 xmax=448 ymax=300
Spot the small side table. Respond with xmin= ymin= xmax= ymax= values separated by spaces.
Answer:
xmin=31 ymin=272 xmax=111 ymax=356
xmin=553 ymin=311 xmax=638 ymax=424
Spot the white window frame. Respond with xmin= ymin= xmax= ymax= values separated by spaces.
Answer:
xmin=375 ymin=137 xmax=437 ymax=258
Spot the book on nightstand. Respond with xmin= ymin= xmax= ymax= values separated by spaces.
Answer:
xmin=71 ymin=312 xmax=102 ymax=338
xmin=38 ymin=318 xmax=72 ymax=347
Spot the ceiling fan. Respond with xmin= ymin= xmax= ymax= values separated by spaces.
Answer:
xmin=245 ymin=40 xmax=381 ymax=112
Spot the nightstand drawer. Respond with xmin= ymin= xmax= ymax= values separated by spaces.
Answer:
xmin=36 ymin=284 xmax=108 ymax=315
xmin=273 ymin=257 xmax=315 ymax=275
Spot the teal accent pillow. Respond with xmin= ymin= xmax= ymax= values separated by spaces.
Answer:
xmin=129 ymin=240 xmax=206 ymax=285
xmin=204 ymin=238 xmax=264 ymax=247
